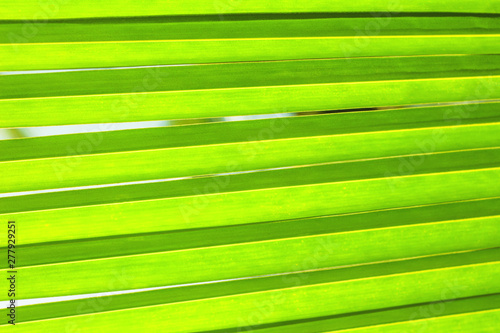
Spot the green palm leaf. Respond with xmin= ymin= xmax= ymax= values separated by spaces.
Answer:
xmin=1 ymin=2 xmax=499 ymax=332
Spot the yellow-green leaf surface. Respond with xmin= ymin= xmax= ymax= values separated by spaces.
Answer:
xmin=211 ymin=294 xmax=500 ymax=332
xmin=2 ymin=197 xmax=499 ymax=300
xmin=1 ymin=103 xmax=499 ymax=193
xmin=2 ymin=16 xmax=500 ymax=70
xmin=2 ymin=2 xmax=499 ymax=331
xmin=7 ymin=197 xmax=500 ymax=267
xmin=1 ymin=249 xmax=498 ymax=332
xmin=1 ymin=55 xmax=499 ymax=127
xmin=2 ymin=147 xmax=500 ymax=246
xmin=328 ymin=310 xmax=499 ymax=333
xmin=2 ymin=1 xmax=500 ymax=21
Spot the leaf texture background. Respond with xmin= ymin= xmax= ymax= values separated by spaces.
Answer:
xmin=0 ymin=1 xmax=499 ymax=332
